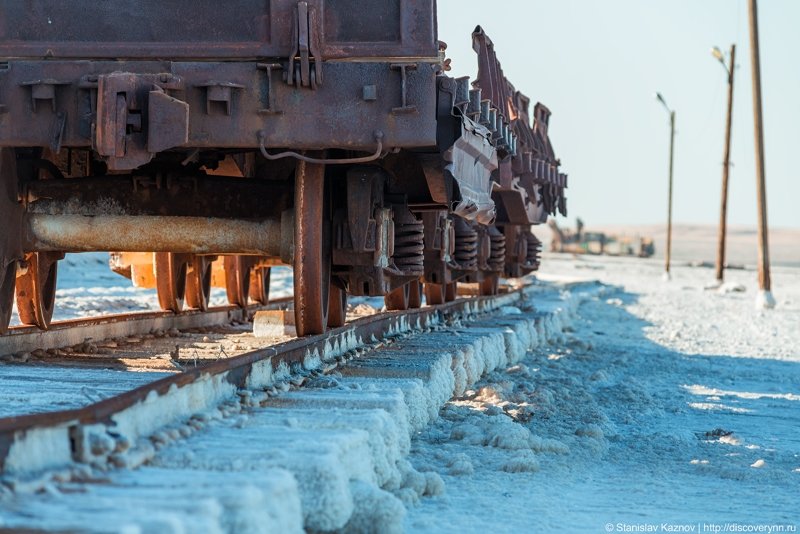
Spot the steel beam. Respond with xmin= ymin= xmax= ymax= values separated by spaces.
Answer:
xmin=24 ymin=214 xmax=288 ymax=257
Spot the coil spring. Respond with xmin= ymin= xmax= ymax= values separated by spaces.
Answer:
xmin=453 ymin=217 xmax=478 ymax=270
xmin=488 ymin=228 xmax=506 ymax=272
xmin=525 ymin=233 xmax=542 ymax=267
xmin=393 ymin=216 xmax=425 ymax=275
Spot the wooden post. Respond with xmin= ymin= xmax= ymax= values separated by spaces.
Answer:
xmin=747 ymin=0 xmax=774 ymax=306
xmin=715 ymin=44 xmax=736 ymax=283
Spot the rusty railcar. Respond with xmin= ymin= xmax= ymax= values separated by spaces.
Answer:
xmin=0 ymin=1 xmax=567 ymax=336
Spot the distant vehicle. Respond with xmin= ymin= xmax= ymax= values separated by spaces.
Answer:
xmin=549 ymin=219 xmax=654 ymax=258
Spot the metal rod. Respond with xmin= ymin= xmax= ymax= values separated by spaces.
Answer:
xmin=666 ymin=110 xmax=675 ymax=276
xmin=715 ymin=44 xmax=736 ymax=283
xmin=258 ymin=130 xmax=384 ymax=165
xmin=748 ymin=0 xmax=772 ymax=295
xmin=25 ymin=214 xmax=284 ymax=256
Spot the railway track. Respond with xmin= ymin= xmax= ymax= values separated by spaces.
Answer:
xmin=0 ymin=279 xmax=590 ymax=533
xmin=0 ymin=296 xmax=293 ymax=362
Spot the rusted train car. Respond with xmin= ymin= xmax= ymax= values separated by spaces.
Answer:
xmin=0 ymin=0 xmax=567 ymax=336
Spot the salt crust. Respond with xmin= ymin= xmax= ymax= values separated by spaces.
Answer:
xmin=1 ymin=284 xmax=586 ymax=533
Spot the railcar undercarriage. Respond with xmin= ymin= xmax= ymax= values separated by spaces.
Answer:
xmin=0 ymin=0 xmax=567 ymax=337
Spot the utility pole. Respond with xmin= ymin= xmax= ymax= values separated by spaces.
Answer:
xmin=655 ymin=92 xmax=675 ymax=280
xmin=666 ymin=110 xmax=675 ymax=278
xmin=747 ymin=0 xmax=774 ymax=308
xmin=712 ymin=44 xmax=736 ymax=283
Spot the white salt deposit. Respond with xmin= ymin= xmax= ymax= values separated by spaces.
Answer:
xmin=5 ymin=252 xmax=798 ymax=532
xmin=406 ymin=254 xmax=800 ymax=532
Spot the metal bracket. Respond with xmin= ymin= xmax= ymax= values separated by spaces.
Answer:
xmin=147 ymin=88 xmax=189 ymax=153
xmin=287 ymin=1 xmax=323 ymax=89
xmin=196 ymin=81 xmax=244 ymax=115
xmin=20 ymin=79 xmax=70 ymax=113
xmin=390 ymin=64 xmax=418 ymax=114
xmin=257 ymin=63 xmax=284 ymax=115
xmin=95 ymin=72 xmax=188 ymax=171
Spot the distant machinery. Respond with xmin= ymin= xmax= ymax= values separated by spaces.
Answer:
xmin=549 ymin=220 xmax=654 ymax=258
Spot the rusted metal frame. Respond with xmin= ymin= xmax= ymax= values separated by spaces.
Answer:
xmin=470 ymin=27 xmax=567 ymax=221
xmin=492 ymin=184 xmax=538 ymax=225
xmin=0 ymin=61 xmax=438 ymax=153
xmin=331 ymin=167 xmax=421 ymax=297
xmin=532 ymin=104 xmax=556 ymax=160
xmin=471 ymin=27 xmax=515 ymax=155
xmin=498 ymin=225 xmax=542 ymax=278
xmin=23 ymin=174 xmax=291 ymax=220
xmin=0 ymin=282 xmax=529 ymax=474
xmin=93 ymin=72 xmax=189 ymax=170
xmin=522 ymin=104 xmax=568 ymax=217
xmin=0 ymin=0 xmax=438 ymax=60
xmin=332 ymin=167 xmax=394 ymax=297
xmin=471 ymin=27 xmax=512 ymax=120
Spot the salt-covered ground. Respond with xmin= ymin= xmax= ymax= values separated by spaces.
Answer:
xmin=1 ymin=275 xmax=571 ymax=532
xmin=406 ymin=254 xmax=800 ymax=532
xmin=2 ymin=253 xmax=798 ymax=532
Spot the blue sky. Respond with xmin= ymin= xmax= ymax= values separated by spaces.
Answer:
xmin=438 ymin=0 xmax=800 ymax=229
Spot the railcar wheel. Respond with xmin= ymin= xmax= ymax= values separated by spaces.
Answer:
xmin=408 ymin=280 xmax=422 ymax=309
xmin=185 ymin=255 xmax=213 ymax=311
xmin=479 ymin=274 xmax=499 ymax=296
xmin=445 ymin=281 xmax=457 ymax=302
xmin=15 ymin=252 xmax=61 ymax=329
xmin=327 ymin=283 xmax=347 ymax=328
xmin=424 ymin=283 xmax=445 ymax=306
xmin=224 ymin=256 xmax=252 ymax=308
xmin=249 ymin=266 xmax=271 ymax=305
xmin=293 ymin=159 xmax=331 ymax=336
xmin=384 ymin=284 xmax=411 ymax=311
xmin=155 ymin=252 xmax=188 ymax=313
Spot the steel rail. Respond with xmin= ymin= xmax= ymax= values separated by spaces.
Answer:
xmin=0 ymin=286 xmax=527 ymax=474
xmin=0 ymin=297 xmax=293 ymax=357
